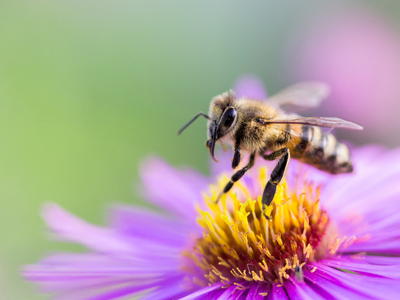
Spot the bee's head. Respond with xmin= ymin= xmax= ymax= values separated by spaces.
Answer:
xmin=206 ymin=91 xmax=238 ymax=162
xmin=177 ymin=91 xmax=237 ymax=163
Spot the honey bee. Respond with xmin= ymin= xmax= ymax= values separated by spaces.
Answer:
xmin=178 ymin=82 xmax=363 ymax=217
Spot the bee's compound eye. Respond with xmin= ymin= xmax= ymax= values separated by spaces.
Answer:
xmin=206 ymin=140 xmax=212 ymax=148
xmin=222 ymin=107 xmax=237 ymax=129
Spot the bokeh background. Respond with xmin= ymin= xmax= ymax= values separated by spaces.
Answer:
xmin=1 ymin=1 xmax=400 ymax=299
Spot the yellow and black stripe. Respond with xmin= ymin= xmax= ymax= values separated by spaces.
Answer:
xmin=289 ymin=125 xmax=352 ymax=174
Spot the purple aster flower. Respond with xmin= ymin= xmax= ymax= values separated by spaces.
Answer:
xmin=234 ymin=75 xmax=268 ymax=100
xmin=287 ymin=8 xmax=400 ymax=146
xmin=24 ymin=77 xmax=400 ymax=299
xmin=24 ymin=146 xmax=400 ymax=299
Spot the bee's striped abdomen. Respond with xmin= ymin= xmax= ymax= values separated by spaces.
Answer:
xmin=290 ymin=126 xmax=353 ymax=174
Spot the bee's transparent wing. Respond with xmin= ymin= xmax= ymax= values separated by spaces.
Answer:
xmin=267 ymin=82 xmax=330 ymax=108
xmin=283 ymin=124 xmax=334 ymax=138
xmin=267 ymin=117 xmax=363 ymax=130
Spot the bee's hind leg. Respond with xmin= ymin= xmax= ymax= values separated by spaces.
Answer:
xmin=215 ymin=151 xmax=256 ymax=204
xmin=260 ymin=148 xmax=290 ymax=219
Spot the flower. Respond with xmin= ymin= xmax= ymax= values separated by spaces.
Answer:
xmin=24 ymin=145 xmax=400 ymax=299
xmin=233 ymin=75 xmax=268 ymax=100
xmin=287 ymin=8 xmax=400 ymax=147
xmin=24 ymin=77 xmax=400 ymax=299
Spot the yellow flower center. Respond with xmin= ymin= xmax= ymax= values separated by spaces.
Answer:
xmin=183 ymin=167 xmax=348 ymax=290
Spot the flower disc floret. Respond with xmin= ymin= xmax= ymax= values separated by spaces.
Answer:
xmin=184 ymin=167 xmax=345 ymax=292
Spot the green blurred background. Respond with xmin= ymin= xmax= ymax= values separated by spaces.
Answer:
xmin=1 ymin=1 xmax=400 ymax=299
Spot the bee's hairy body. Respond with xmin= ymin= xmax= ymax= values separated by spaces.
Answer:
xmin=209 ymin=93 xmax=353 ymax=175
xmin=179 ymin=82 xmax=362 ymax=217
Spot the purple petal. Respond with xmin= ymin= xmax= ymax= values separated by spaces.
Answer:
xmin=234 ymin=286 xmax=250 ymax=300
xmin=303 ymin=269 xmax=370 ymax=299
xmin=140 ymin=157 xmax=208 ymax=222
xmin=41 ymin=204 xmax=185 ymax=261
xmin=362 ymin=256 xmax=400 ymax=266
xmin=246 ymin=283 xmax=260 ymax=300
xmin=85 ymin=280 xmax=169 ymax=300
xmin=26 ymin=255 xmax=185 ymax=300
xmin=312 ymin=146 xmax=400 ymax=254
xmin=24 ymin=253 xmax=180 ymax=284
xmin=341 ymin=210 xmax=400 ymax=252
xmin=320 ymin=257 xmax=400 ymax=279
xmin=343 ymin=239 xmax=400 ymax=255
xmin=209 ymin=149 xmax=233 ymax=178
xmin=86 ymin=274 xmax=186 ymax=300
xmin=138 ymin=278 xmax=192 ymax=300
xmin=234 ymin=75 xmax=267 ymax=100
xmin=311 ymin=263 xmax=400 ymax=299
xmin=179 ymin=283 xmax=224 ymax=300
xmin=254 ymin=285 xmax=269 ymax=300
xmin=321 ymin=146 xmax=396 ymax=213
xmin=53 ymin=282 xmax=154 ymax=300
xmin=217 ymin=284 xmax=240 ymax=300
xmin=285 ymin=279 xmax=329 ymax=300
xmin=269 ymin=284 xmax=288 ymax=300
xmin=108 ymin=205 xmax=200 ymax=246
xmin=335 ymin=208 xmax=400 ymax=255
xmin=41 ymin=204 xmax=134 ymax=254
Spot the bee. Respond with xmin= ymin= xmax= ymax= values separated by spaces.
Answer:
xmin=178 ymin=82 xmax=363 ymax=217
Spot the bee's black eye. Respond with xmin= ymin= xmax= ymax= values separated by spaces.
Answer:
xmin=221 ymin=107 xmax=237 ymax=129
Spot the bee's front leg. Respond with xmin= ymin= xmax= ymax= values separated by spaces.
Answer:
xmin=232 ymin=139 xmax=241 ymax=169
xmin=215 ymin=151 xmax=255 ymax=204
xmin=232 ymin=148 xmax=241 ymax=169
xmin=260 ymin=148 xmax=290 ymax=219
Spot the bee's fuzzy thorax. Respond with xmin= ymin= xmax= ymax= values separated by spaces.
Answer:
xmin=206 ymin=92 xmax=354 ymax=175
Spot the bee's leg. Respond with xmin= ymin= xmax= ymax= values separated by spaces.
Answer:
xmin=260 ymin=148 xmax=290 ymax=219
xmin=232 ymin=139 xmax=241 ymax=169
xmin=215 ymin=151 xmax=256 ymax=204
xmin=259 ymin=147 xmax=288 ymax=161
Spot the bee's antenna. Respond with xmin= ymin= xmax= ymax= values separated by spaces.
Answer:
xmin=178 ymin=112 xmax=211 ymax=135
